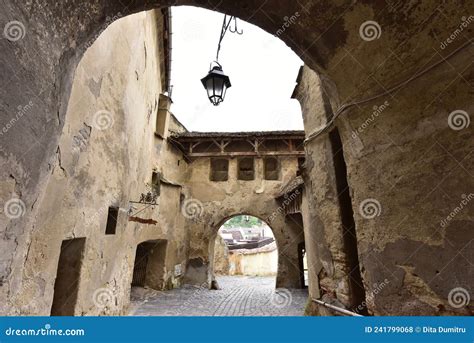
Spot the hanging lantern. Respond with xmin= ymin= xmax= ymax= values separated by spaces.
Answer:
xmin=201 ymin=63 xmax=232 ymax=106
xmin=201 ymin=15 xmax=242 ymax=106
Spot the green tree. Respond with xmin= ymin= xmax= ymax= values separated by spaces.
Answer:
xmin=223 ymin=215 xmax=262 ymax=228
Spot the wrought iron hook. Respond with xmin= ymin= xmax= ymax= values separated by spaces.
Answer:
xmin=228 ymin=16 xmax=243 ymax=35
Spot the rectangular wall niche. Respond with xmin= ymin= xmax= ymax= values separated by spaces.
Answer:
xmin=105 ymin=207 xmax=119 ymax=235
xmin=238 ymin=157 xmax=255 ymax=180
xmin=151 ymin=171 xmax=161 ymax=196
xmin=50 ymin=238 xmax=86 ymax=316
xmin=297 ymin=157 xmax=305 ymax=176
xmin=210 ymin=158 xmax=229 ymax=181
xmin=264 ymin=157 xmax=279 ymax=180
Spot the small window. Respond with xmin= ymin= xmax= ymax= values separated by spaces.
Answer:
xmin=105 ymin=207 xmax=119 ymax=235
xmin=151 ymin=172 xmax=161 ymax=196
xmin=264 ymin=157 xmax=279 ymax=180
xmin=210 ymin=158 xmax=229 ymax=181
xmin=238 ymin=158 xmax=255 ymax=181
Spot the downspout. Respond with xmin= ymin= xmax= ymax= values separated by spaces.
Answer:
xmin=166 ymin=7 xmax=173 ymax=97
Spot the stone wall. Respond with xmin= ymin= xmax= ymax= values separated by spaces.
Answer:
xmin=295 ymin=63 xmax=473 ymax=316
xmin=0 ymin=10 xmax=189 ymax=315
xmin=213 ymin=235 xmax=230 ymax=275
xmin=182 ymin=156 xmax=304 ymax=289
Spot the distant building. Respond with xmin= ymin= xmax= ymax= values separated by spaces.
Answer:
xmin=219 ymin=224 xmax=275 ymax=250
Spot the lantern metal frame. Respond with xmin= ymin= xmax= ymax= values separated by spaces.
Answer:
xmin=201 ymin=61 xmax=232 ymax=106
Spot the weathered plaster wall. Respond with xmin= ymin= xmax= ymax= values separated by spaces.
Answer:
xmin=228 ymin=244 xmax=279 ymax=276
xmin=212 ymin=234 xmax=229 ymax=275
xmin=295 ymin=67 xmax=359 ymax=314
xmin=295 ymin=62 xmax=473 ymax=315
xmin=0 ymin=10 xmax=188 ymax=315
xmin=182 ymin=156 xmax=304 ymax=289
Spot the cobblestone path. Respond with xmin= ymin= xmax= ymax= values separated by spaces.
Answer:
xmin=129 ymin=275 xmax=308 ymax=316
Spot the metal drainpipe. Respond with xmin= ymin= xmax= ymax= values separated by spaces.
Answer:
xmin=312 ymin=298 xmax=364 ymax=317
xmin=166 ymin=7 xmax=173 ymax=97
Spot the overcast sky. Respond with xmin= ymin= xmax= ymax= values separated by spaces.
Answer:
xmin=170 ymin=6 xmax=304 ymax=132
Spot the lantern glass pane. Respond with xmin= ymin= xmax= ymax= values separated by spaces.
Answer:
xmin=222 ymin=85 xmax=228 ymax=101
xmin=214 ymin=77 xmax=224 ymax=97
xmin=206 ymin=78 xmax=214 ymax=98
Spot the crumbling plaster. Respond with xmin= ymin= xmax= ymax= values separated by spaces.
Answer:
xmin=1 ymin=10 xmax=188 ymax=315
xmin=295 ymin=63 xmax=473 ymax=315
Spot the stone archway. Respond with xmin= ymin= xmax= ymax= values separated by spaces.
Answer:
xmin=208 ymin=213 xmax=303 ymax=290
xmin=183 ymin=197 xmax=305 ymax=290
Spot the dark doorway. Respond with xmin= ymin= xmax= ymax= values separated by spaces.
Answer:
xmin=329 ymin=128 xmax=367 ymax=314
xmin=132 ymin=240 xmax=167 ymax=290
xmin=51 ymin=238 xmax=86 ymax=316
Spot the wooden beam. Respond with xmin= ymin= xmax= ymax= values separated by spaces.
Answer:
xmin=175 ymin=135 xmax=305 ymax=143
xmin=186 ymin=151 xmax=305 ymax=158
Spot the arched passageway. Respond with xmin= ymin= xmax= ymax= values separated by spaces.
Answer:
xmin=1 ymin=1 xmax=472 ymax=317
xmin=213 ymin=215 xmax=278 ymax=281
xmin=129 ymin=214 xmax=308 ymax=316
xmin=129 ymin=214 xmax=309 ymax=316
xmin=210 ymin=214 xmax=307 ymax=291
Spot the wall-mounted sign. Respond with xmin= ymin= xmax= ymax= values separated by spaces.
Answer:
xmin=174 ymin=264 xmax=182 ymax=277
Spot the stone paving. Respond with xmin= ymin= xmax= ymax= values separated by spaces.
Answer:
xmin=129 ymin=276 xmax=308 ymax=316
